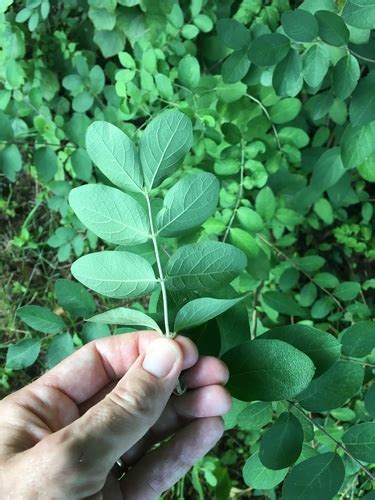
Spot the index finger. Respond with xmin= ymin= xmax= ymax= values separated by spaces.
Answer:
xmin=34 ymin=331 xmax=198 ymax=404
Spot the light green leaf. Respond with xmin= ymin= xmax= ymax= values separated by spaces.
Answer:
xmin=315 ymin=10 xmax=349 ymax=46
xmin=259 ymin=413 xmax=303 ymax=470
xmin=71 ymin=251 xmax=158 ymax=299
xmin=303 ymin=44 xmax=330 ymax=87
xmin=16 ymin=305 xmax=65 ymax=334
xmin=140 ymin=110 xmax=193 ymax=190
xmin=166 ymin=241 xmax=247 ymax=293
xmin=155 ymin=73 xmax=173 ymax=99
xmin=281 ymin=9 xmax=319 ymax=42
xmin=85 ymin=121 xmax=143 ymax=193
xmin=157 ymin=172 xmax=219 ymax=237
xmin=342 ymin=423 xmax=375 ymax=463
xmin=341 ymin=321 xmax=375 ymax=357
xmin=174 ymin=296 xmax=244 ymax=332
xmin=237 ymin=402 xmax=273 ymax=430
xmin=334 ymin=281 xmax=361 ymax=301
xmin=54 ymin=279 xmax=96 ymax=318
xmin=248 ymin=34 xmax=290 ymax=67
xmin=217 ymin=81 xmax=247 ymax=103
xmin=270 ymin=98 xmax=302 ymax=124
xmin=88 ymin=307 xmax=161 ymax=332
xmin=69 ymin=184 xmax=149 ymax=245
xmin=230 ymin=228 xmax=259 ymax=259
xmin=6 ymin=338 xmax=41 ymax=370
xmin=358 ymin=155 xmax=375 ymax=182
xmin=46 ymin=333 xmax=75 ymax=368
xmin=178 ymin=54 xmax=200 ymax=88
xmin=282 ymin=452 xmax=345 ymax=500
xmin=236 ymin=207 xmax=264 ymax=232
xmin=342 ymin=0 xmax=375 ymax=29
xmin=297 ymin=361 xmax=364 ymax=411
xmin=261 ymin=325 xmax=341 ymax=377
xmin=73 ymin=91 xmax=94 ymax=113
xmin=255 ymin=186 xmax=276 ymax=221
xmin=243 ymin=453 xmax=288 ymax=490
xmin=222 ymin=339 xmax=315 ymax=401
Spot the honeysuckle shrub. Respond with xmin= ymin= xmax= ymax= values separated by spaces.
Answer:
xmin=0 ymin=0 xmax=374 ymax=498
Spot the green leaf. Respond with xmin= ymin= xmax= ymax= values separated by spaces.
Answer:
xmin=340 ymin=122 xmax=375 ymax=169
xmin=157 ymin=172 xmax=219 ymax=237
xmin=350 ymin=72 xmax=375 ymax=126
xmin=81 ymin=323 xmax=111 ymax=343
xmin=140 ymin=110 xmax=193 ymax=190
xmin=73 ymin=91 xmax=94 ymax=113
xmin=85 ymin=121 xmax=143 ymax=193
xmin=155 ymin=73 xmax=173 ymax=99
xmin=243 ymin=453 xmax=288 ymax=490
xmin=54 ymin=279 xmax=96 ymax=318
xmin=94 ymin=30 xmax=125 ymax=58
xmin=273 ymin=48 xmax=303 ymax=97
xmin=365 ymin=384 xmax=375 ymax=418
xmin=261 ymin=325 xmax=341 ymax=377
xmin=342 ymin=423 xmax=375 ymax=463
xmin=218 ymin=301 xmax=251 ymax=354
xmin=259 ymin=413 xmax=303 ymax=470
xmin=16 ymin=305 xmax=65 ymax=334
xmin=88 ymin=307 xmax=161 ymax=332
xmin=230 ymin=228 xmax=259 ymax=259
xmin=282 ymin=452 xmax=345 ymax=500
xmin=236 ymin=207 xmax=264 ymax=232
xmin=46 ymin=333 xmax=75 ymax=368
xmin=216 ymin=18 xmax=251 ymax=50
xmin=311 ymin=148 xmax=346 ymax=191
xmin=297 ymin=361 xmax=364 ymax=411
xmin=300 ymin=0 xmax=337 ymax=13
xmin=174 ymin=296 xmax=244 ymax=332
xmin=311 ymin=297 xmax=333 ymax=319
xmin=248 ymin=34 xmax=290 ymax=67
xmin=178 ymin=54 xmax=200 ymax=88
xmin=270 ymin=98 xmax=302 ymax=124
xmin=33 ymin=146 xmax=57 ymax=182
xmin=0 ymin=144 xmax=22 ymax=182
xmin=222 ymin=50 xmax=251 ymax=84
xmin=341 ymin=321 xmax=375 ymax=357
xmin=315 ymin=10 xmax=349 ymax=46
xmin=334 ymin=281 xmax=361 ymax=301
xmin=71 ymin=251 xmax=158 ymax=299
xmin=342 ymin=0 xmax=375 ymax=29
xmin=302 ymin=44 xmax=330 ymax=87
xmin=358 ymin=155 xmax=375 ymax=182
xmin=217 ymin=81 xmax=246 ymax=103
xmin=71 ymin=148 xmax=92 ymax=182
xmin=263 ymin=291 xmax=306 ymax=317
xmin=69 ymin=184 xmax=150 ymax=245
xmin=255 ymin=186 xmax=276 ymax=221
xmin=166 ymin=241 xmax=247 ymax=293
xmin=237 ymin=402 xmax=273 ymax=430
xmin=6 ymin=338 xmax=41 ymax=370
xmin=222 ymin=339 xmax=315 ymax=401
xmin=281 ymin=9 xmax=319 ymax=42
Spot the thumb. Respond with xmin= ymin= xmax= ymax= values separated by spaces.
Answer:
xmin=63 ymin=337 xmax=183 ymax=473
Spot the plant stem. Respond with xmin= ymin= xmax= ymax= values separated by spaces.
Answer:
xmin=288 ymin=400 xmax=375 ymax=481
xmin=144 ymin=193 xmax=171 ymax=337
xmin=223 ymin=139 xmax=245 ymax=243
xmin=245 ymin=93 xmax=281 ymax=151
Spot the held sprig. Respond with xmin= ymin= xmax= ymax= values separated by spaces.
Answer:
xmin=69 ymin=110 xmax=248 ymax=338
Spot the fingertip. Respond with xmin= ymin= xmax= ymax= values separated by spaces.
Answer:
xmin=175 ymin=336 xmax=199 ymax=370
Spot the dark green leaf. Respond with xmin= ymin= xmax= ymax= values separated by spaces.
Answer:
xmin=6 ymin=338 xmax=41 ymax=370
xmin=237 ymin=402 xmax=273 ymax=430
xmin=342 ymin=423 xmax=375 ymax=463
xmin=297 ymin=361 xmax=364 ymax=411
xmin=282 ymin=452 xmax=345 ymax=500
xmin=333 ymin=54 xmax=360 ymax=100
xmin=259 ymin=413 xmax=303 ymax=470
xmin=340 ymin=122 xmax=375 ymax=169
xmin=273 ymin=48 xmax=303 ymax=97
xmin=216 ymin=18 xmax=251 ymax=50
xmin=281 ymin=9 xmax=319 ymax=42
xmin=222 ymin=339 xmax=315 ymax=401
xmin=365 ymin=384 xmax=375 ymax=418
xmin=222 ymin=50 xmax=250 ymax=84
xmin=54 ymin=279 xmax=96 ymax=318
xmin=16 ymin=305 xmax=65 ymax=334
xmin=263 ymin=291 xmax=307 ymax=317
xmin=46 ymin=333 xmax=75 ymax=368
xmin=303 ymin=44 xmax=329 ymax=87
xmin=243 ymin=453 xmax=288 ymax=489
xmin=248 ymin=34 xmax=290 ymax=67
xmin=341 ymin=321 xmax=375 ymax=357
xmin=315 ymin=10 xmax=349 ymax=46
xmin=350 ymin=72 xmax=375 ymax=126
xmin=34 ymin=146 xmax=57 ymax=182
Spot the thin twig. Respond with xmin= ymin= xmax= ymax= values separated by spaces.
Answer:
xmin=223 ymin=140 xmax=246 ymax=242
xmin=144 ymin=192 xmax=171 ymax=337
xmin=289 ymin=401 xmax=375 ymax=481
xmin=257 ymin=234 xmax=345 ymax=312
xmin=349 ymin=48 xmax=375 ymax=64
xmin=245 ymin=93 xmax=281 ymax=151
xmin=251 ymin=281 xmax=264 ymax=339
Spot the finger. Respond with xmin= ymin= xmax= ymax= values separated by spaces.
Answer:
xmin=122 ymin=384 xmax=231 ymax=466
xmin=51 ymin=338 xmax=185 ymax=476
xmin=120 ymin=417 xmax=224 ymax=499
xmin=34 ymin=332 xmax=198 ymax=404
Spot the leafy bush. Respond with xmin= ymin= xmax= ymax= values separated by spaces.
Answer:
xmin=1 ymin=0 xmax=375 ymax=498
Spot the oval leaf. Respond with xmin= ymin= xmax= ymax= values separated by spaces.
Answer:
xmin=16 ymin=305 xmax=65 ymax=334
xmin=222 ymin=339 xmax=315 ymax=402
xmin=341 ymin=321 xmax=375 ymax=357
xmin=243 ymin=453 xmax=288 ymax=490
xmin=259 ymin=412 xmax=303 ymax=470
xmin=54 ymin=279 xmax=96 ymax=318
xmin=71 ymin=251 xmax=158 ymax=299
xmin=174 ymin=296 xmax=244 ymax=332
xmin=342 ymin=423 xmax=375 ymax=463
xmin=140 ymin=110 xmax=193 ymax=190
xmin=166 ymin=241 xmax=247 ymax=293
xmin=88 ymin=307 xmax=161 ymax=333
xmin=6 ymin=338 xmax=41 ymax=370
xmin=157 ymin=172 xmax=219 ymax=237
xmin=85 ymin=121 xmax=143 ymax=193
xmin=69 ymin=184 xmax=150 ymax=245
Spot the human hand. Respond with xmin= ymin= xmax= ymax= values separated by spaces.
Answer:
xmin=0 ymin=331 xmax=231 ymax=499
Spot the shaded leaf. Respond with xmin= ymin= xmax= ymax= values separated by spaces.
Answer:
xmin=88 ymin=307 xmax=161 ymax=332
xmin=16 ymin=305 xmax=65 ymax=334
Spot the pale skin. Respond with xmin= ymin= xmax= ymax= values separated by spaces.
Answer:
xmin=0 ymin=331 xmax=231 ymax=499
